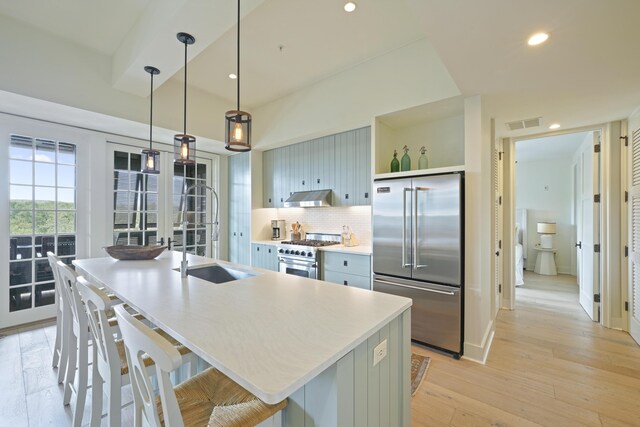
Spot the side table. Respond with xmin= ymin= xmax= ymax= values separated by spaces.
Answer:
xmin=534 ymin=247 xmax=557 ymax=275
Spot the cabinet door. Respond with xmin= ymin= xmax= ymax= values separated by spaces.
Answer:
xmin=312 ymin=136 xmax=335 ymax=193
xmin=334 ymin=130 xmax=356 ymax=207
xmin=274 ymin=146 xmax=288 ymax=207
xmin=298 ymin=141 xmax=311 ymax=193
xmin=263 ymin=150 xmax=274 ymax=208
xmin=355 ymin=127 xmax=372 ymax=206
xmin=251 ymin=243 xmax=261 ymax=268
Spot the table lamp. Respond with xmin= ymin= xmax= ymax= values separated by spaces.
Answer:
xmin=537 ymin=222 xmax=556 ymax=249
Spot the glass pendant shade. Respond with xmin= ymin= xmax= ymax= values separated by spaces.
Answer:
xmin=141 ymin=65 xmax=161 ymax=174
xmin=174 ymin=134 xmax=196 ymax=165
xmin=225 ymin=110 xmax=252 ymax=152
xmin=141 ymin=148 xmax=161 ymax=174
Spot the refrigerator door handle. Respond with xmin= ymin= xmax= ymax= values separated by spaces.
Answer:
xmin=402 ymin=188 xmax=413 ymax=268
xmin=413 ymin=186 xmax=429 ymax=269
xmin=374 ymin=278 xmax=457 ymax=296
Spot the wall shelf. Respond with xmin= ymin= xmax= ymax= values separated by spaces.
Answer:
xmin=373 ymin=165 xmax=464 ymax=180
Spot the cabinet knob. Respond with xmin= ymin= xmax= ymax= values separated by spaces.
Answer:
xmin=302 ymin=180 xmax=305 ymax=185
xmin=268 ymin=198 xmax=272 ymax=203
xmin=257 ymin=247 xmax=260 ymax=251
xmin=317 ymin=178 xmax=320 ymax=184
xmin=233 ymin=232 xmax=236 ymax=236
xmin=365 ymin=192 xmax=369 ymax=199
xmin=240 ymin=232 xmax=243 ymax=237
xmin=343 ymin=280 xmax=348 ymax=286
xmin=343 ymin=260 xmax=348 ymax=266
xmin=345 ymin=194 xmax=349 ymax=199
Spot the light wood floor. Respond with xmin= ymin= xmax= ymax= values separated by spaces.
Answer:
xmin=412 ymin=271 xmax=640 ymax=426
xmin=2 ymin=271 xmax=639 ymax=426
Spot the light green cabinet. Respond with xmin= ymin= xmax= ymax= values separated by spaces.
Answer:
xmin=322 ymin=251 xmax=371 ymax=290
xmin=228 ymin=152 xmax=251 ymax=266
xmin=262 ymin=127 xmax=371 ymax=208
xmin=251 ymin=243 xmax=279 ymax=271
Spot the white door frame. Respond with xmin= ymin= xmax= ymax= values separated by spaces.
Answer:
xmin=0 ymin=114 xmax=95 ymax=329
xmin=504 ymin=124 xmax=616 ymax=327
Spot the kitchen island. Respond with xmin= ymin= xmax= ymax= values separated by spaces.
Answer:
xmin=74 ymin=251 xmax=412 ymax=426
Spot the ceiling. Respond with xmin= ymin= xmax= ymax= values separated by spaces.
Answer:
xmin=516 ymin=131 xmax=591 ymax=163
xmin=1 ymin=0 xmax=640 ymax=141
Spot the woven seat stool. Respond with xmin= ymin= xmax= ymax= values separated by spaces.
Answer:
xmin=76 ymin=277 xmax=197 ymax=427
xmin=114 ymin=304 xmax=287 ymax=427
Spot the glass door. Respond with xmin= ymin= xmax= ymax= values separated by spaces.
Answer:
xmin=4 ymin=135 xmax=78 ymax=324
xmin=108 ymin=142 xmax=217 ymax=258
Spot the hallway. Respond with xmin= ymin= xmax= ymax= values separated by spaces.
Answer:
xmin=412 ymin=272 xmax=640 ymax=426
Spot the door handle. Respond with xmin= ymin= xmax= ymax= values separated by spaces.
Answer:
xmin=414 ymin=187 xmax=429 ymax=269
xmin=575 ymin=241 xmax=582 ymax=249
xmin=402 ymin=188 xmax=413 ymax=268
xmin=375 ymin=279 xmax=457 ymax=296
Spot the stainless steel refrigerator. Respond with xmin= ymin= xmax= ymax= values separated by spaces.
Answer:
xmin=372 ymin=172 xmax=464 ymax=357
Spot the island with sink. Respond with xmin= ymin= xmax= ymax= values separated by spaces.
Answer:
xmin=74 ymin=250 xmax=412 ymax=426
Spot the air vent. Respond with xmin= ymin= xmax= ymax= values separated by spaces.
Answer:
xmin=505 ymin=117 xmax=542 ymax=131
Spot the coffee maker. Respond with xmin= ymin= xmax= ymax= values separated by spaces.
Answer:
xmin=271 ymin=220 xmax=285 ymax=241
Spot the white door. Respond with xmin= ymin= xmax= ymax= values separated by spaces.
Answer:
xmin=108 ymin=142 xmax=217 ymax=258
xmin=1 ymin=121 xmax=90 ymax=329
xmin=579 ymin=132 xmax=600 ymax=322
xmin=628 ymin=128 xmax=640 ymax=344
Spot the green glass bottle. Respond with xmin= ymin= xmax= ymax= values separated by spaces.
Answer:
xmin=401 ymin=145 xmax=411 ymax=172
xmin=418 ymin=146 xmax=428 ymax=169
xmin=390 ymin=149 xmax=400 ymax=173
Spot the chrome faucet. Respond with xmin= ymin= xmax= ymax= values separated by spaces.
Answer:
xmin=180 ymin=182 xmax=220 ymax=278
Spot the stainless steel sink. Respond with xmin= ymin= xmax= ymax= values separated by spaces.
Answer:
xmin=180 ymin=264 xmax=256 ymax=284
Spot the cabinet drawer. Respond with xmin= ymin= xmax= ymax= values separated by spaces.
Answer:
xmin=323 ymin=270 xmax=371 ymax=290
xmin=323 ymin=252 xmax=371 ymax=276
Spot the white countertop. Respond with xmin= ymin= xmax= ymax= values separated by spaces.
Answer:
xmin=73 ymin=251 xmax=409 ymax=404
xmin=252 ymin=240 xmax=372 ymax=255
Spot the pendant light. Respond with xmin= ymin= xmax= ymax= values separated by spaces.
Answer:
xmin=225 ymin=0 xmax=252 ymax=152
xmin=174 ymin=32 xmax=197 ymax=165
xmin=141 ymin=66 xmax=161 ymax=174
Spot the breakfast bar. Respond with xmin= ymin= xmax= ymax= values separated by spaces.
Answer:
xmin=74 ymin=250 xmax=412 ymax=426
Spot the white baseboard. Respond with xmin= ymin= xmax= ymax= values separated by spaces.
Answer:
xmin=463 ymin=320 xmax=495 ymax=364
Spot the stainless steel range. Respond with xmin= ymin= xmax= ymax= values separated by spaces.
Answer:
xmin=277 ymin=233 xmax=341 ymax=279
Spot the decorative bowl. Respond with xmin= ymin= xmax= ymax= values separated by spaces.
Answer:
xmin=103 ymin=245 xmax=168 ymax=260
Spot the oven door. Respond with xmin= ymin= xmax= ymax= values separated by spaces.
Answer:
xmin=278 ymin=258 xmax=318 ymax=280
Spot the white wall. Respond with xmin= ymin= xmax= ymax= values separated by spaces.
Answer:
xmin=253 ymin=39 xmax=461 ymax=150
xmin=463 ymin=96 xmax=495 ymax=363
xmin=515 ymin=158 xmax=576 ymax=274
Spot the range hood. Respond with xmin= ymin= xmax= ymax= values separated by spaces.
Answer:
xmin=283 ymin=189 xmax=333 ymax=208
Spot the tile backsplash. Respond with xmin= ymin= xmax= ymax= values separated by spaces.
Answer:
xmin=253 ymin=206 xmax=372 ymax=245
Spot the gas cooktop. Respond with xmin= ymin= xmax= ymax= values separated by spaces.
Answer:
xmin=279 ymin=240 xmax=340 ymax=248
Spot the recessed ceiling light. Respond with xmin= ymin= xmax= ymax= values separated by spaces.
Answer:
xmin=229 ymin=73 xmax=237 ymax=79
xmin=344 ymin=2 xmax=357 ymax=12
xmin=528 ymin=32 xmax=549 ymax=46
xmin=549 ymin=123 xmax=561 ymax=130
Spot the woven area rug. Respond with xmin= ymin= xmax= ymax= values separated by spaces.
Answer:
xmin=411 ymin=353 xmax=431 ymax=396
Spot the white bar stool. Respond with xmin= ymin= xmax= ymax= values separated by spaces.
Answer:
xmin=46 ymin=252 xmax=69 ymax=384
xmin=56 ymin=260 xmax=90 ymax=427
xmin=114 ymin=304 xmax=288 ymax=427
xmin=76 ymin=276 xmax=197 ymax=427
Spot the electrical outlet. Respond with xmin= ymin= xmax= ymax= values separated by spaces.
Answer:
xmin=373 ymin=339 xmax=388 ymax=366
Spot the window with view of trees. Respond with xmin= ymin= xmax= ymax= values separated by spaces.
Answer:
xmin=9 ymin=135 xmax=76 ymax=312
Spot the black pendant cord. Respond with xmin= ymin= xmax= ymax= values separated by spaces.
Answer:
xmin=236 ymin=0 xmax=240 ymax=112
xmin=149 ymin=72 xmax=154 ymax=149
xmin=183 ymin=40 xmax=188 ymax=135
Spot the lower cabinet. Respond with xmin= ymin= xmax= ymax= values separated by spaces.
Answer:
xmin=251 ymin=243 xmax=279 ymax=272
xmin=321 ymin=252 xmax=371 ymax=290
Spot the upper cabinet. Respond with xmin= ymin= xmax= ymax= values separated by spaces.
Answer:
xmin=262 ymin=127 xmax=371 ymax=208
xmin=373 ymin=96 xmax=464 ymax=177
